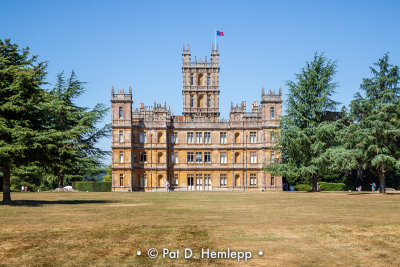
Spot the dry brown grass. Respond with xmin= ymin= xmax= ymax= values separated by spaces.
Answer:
xmin=1 ymin=191 xmax=399 ymax=266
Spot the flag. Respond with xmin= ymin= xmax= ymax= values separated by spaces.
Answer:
xmin=216 ymin=31 xmax=224 ymax=36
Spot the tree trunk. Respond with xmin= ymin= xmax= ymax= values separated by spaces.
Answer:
xmin=378 ymin=171 xmax=385 ymax=194
xmin=312 ymin=176 xmax=318 ymax=192
xmin=58 ymin=174 xmax=64 ymax=188
xmin=2 ymin=164 xmax=12 ymax=203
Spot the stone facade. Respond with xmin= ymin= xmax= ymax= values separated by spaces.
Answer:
xmin=111 ymin=44 xmax=282 ymax=192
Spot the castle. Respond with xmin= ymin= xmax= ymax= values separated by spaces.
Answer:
xmin=111 ymin=44 xmax=282 ymax=191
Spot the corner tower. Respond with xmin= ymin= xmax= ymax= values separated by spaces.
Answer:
xmin=182 ymin=44 xmax=220 ymax=121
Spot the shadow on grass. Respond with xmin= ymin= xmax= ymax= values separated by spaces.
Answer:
xmin=1 ymin=199 xmax=117 ymax=207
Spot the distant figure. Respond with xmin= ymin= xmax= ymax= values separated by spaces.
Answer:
xmin=316 ymin=182 xmax=319 ymax=191
xmin=24 ymin=187 xmax=28 ymax=192
xmin=166 ymin=180 xmax=170 ymax=192
xmin=370 ymin=182 xmax=376 ymax=191
xmin=356 ymin=185 xmax=362 ymax=192
xmin=21 ymin=186 xmax=24 ymax=192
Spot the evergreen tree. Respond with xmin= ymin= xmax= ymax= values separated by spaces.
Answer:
xmin=47 ymin=71 xmax=110 ymax=188
xmin=0 ymin=39 xmax=60 ymax=203
xmin=265 ymin=53 xmax=339 ymax=191
xmin=348 ymin=54 xmax=400 ymax=193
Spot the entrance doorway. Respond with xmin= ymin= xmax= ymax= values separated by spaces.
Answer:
xmin=187 ymin=174 xmax=194 ymax=191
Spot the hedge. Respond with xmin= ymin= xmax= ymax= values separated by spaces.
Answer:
xmin=74 ymin=181 xmax=111 ymax=192
xmin=293 ymin=184 xmax=312 ymax=191
xmin=319 ymin=182 xmax=346 ymax=191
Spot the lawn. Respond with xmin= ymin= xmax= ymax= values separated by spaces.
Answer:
xmin=0 ymin=191 xmax=399 ymax=266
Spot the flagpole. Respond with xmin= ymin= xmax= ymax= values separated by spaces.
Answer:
xmin=215 ymin=29 xmax=216 ymax=49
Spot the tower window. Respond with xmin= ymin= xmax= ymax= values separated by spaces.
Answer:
xmin=270 ymin=107 xmax=275 ymax=119
xmin=119 ymin=151 xmax=124 ymax=163
xmin=207 ymin=73 xmax=211 ymax=86
xmin=190 ymin=95 xmax=194 ymax=107
xmin=220 ymin=152 xmax=227 ymax=163
xmin=190 ymin=74 xmax=194 ymax=85
xmin=119 ymin=107 xmax=123 ymax=119
xmin=250 ymin=151 xmax=257 ymax=163
xmin=198 ymin=73 xmax=203 ymax=86
xmin=140 ymin=132 xmax=147 ymax=143
xmin=187 ymin=152 xmax=194 ymax=163
xmin=271 ymin=151 xmax=275 ymax=161
xmin=220 ymin=132 xmax=227 ymax=144
xmin=204 ymin=132 xmax=211 ymax=143
xmin=187 ymin=132 xmax=194 ymax=143
xmin=196 ymin=152 xmax=202 ymax=163
xmin=119 ymin=130 xmax=124 ymax=143
xmin=208 ymin=95 xmax=211 ymax=107
xmin=140 ymin=151 xmax=147 ymax=163
xmin=250 ymin=132 xmax=257 ymax=143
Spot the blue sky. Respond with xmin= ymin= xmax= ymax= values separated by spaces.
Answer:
xmin=1 ymin=0 xmax=399 ymax=164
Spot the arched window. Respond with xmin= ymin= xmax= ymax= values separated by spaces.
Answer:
xmin=119 ymin=107 xmax=123 ymax=119
xmin=198 ymin=73 xmax=203 ymax=85
xmin=207 ymin=73 xmax=211 ymax=86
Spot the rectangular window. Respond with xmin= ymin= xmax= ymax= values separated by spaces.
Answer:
xmin=271 ymin=151 xmax=275 ymax=161
xmin=270 ymin=131 xmax=275 ymax=142
xmin=270 ymin=107 xmax=275 ymax=119
xmin=120 ymin=174 xmax=124 ymax=186
xmin=196 ymin=174 xmax=203 ymax=190
xmin=140 ymin=132 xmax=147 ymax=143
xmin=271 ymin=175 xmax=275 ymax=186
xmin=170 ymin=132 xmax=178 ymax=144
xmin=187 ymin=152 xmax=194 ymax=163
xmin=140 ymin=174 xmax=147 ymax=187
xmin=119 ymin=130 xmax=124 ymax=143
xmin=196 ymin=132 xmax=202 ymax=144
xmin=196 ymin=152 xmax=202 ymax=163
xmin=220 ymin=132 xmax=227 ymax=144
xmin=250 ymin=132 xmax=257 ymax=143
xmin=190 ymin=74 xmax=194 ymax=85
xmin=204 ymin=174 xmax=211 ymax=189
xmin=220 ymin=174 xmax=227 ymax=187
xmin=250 ymin=151 xmax=257 ymax=163
xmin=140 ymin=151 xmax=147 ymax=163
xmin=220 ymin=152 xmax=227 ymax=164
xmin=187 ymin=132 xmax=194 ymax=144
xmin=204 ymin=132 xmax=211 ymax=144
xmin=119 ymin=151 xmax=124 ymax=163
xmin=171 ymin=152 xmax=178 ymax=164
xmin=190 ymin=95 xmax=194 ymax=107
xmin=207 ymin=73 xmax=211 ymax=86
xmin=204 ymin=152 xmax=211 ymax=163
xmin=250 ymin=174 xmax=257 ymax=187
xmin=119 ymin=107 xmax=123 ymax=119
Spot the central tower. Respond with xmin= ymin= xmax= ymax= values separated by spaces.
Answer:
xmin=182 ymin=44 xmax=220 ymax=121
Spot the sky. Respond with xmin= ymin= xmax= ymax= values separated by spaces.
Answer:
xmin=1 ymin=0 xmax=400 ymax=164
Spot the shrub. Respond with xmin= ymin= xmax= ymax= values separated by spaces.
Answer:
xmin=293 ymin=184 xmax=312 ymax=191
xmin=319 ymin=182 xmax=346 ymax=191
xmin=74 ymin=181 xmax=111 ymax=192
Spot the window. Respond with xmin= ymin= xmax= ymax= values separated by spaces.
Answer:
xmin=119 ymin=107 xmax=123 ymax=119
xmin=196 ymin=152 xmax=202 ymax=163
xmin=170 ymin=132 xmax=178 ymax=144
xmin=250 ymin=151 xmax=257 ymax=163
xmin=208 ymin=95 xmax=211 ymax=107
xmin=270 ymin=107 xmax=275 ymax=119
xmin=196 ymin=132 xmax=202 ymax=144
xmin=220 ymin=174 xmax=227 ymax=187
xmin=190 ymin=95 xmax=194 ymax=107
xmin=140 ymin=174 xmax=147 ymax=187
xmin=120 ymin=174 xmax=124 ymax=186
xmin=250 ymin=174 xmax=257 ymax=187
xmin=250 ymin=132 xmax=257 ymax=143
xmin=173 ymin=174 xmax=178 ymax=186
xmin=220 ymin=152 xmax=227 ymax=164
xmin=119 ymin=130 xmax=124 ymax=143
xmin=171 ymin=152 xmax=178 ymax=164
xmin=140 ymin=132 xmax=147 ymax=143
xmin=204 ymin=132 xmax=211 ymax=144
xmin=271 ymin=175 xmax=275 ymax=186
xmin=196 ymin=174 xmax=203 ymax=190
xmin=204 ymin=152 xmax=211 ymax=163
xmin=270 ymin=151 xmax=275 ymax=161
xmin=187 ymin=132 xmax=194 ymax=143
xmin=220 ymin=132 xmax=227 ymax=144
xmin=207 ymin=73 xmax=211 ymax=86
xmin=190 ymin=74 xmax=194 ymax=85
xmin=270 ymin=131 xmax=275 ymax=142
xmin=204 ymin=174 xmax=211 ymax=189
xmin=140 ymin=151 xmax=147 ymax=163
xmin=119 ymin=151 xmax=124 ymax=163
xmin=187 ymin=152 xmax=194 ymax=163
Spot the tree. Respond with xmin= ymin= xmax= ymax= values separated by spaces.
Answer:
xmin=348 ymin=53 xmax=400 ymax=193
xmin=0 ymin=39 xmax=60 ymax=203
xmin=265 ymin=53 xmax=339 ymax=191
xmin=47 ymin=71 xmax=110 ymax=188
xmin=102 ymin=164 xmax=112 ymax=182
